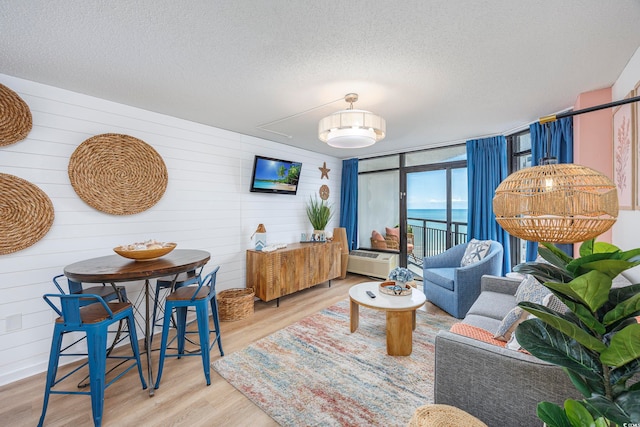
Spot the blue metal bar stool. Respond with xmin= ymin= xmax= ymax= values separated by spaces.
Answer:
xmin=150 ymin=267 xmax=202 ymax=345
xmin=154 ymin=266 xmax=223 ymax=388
xmin=53 ymin=274 xmax=127 ymax=305
xmin=38 ymin=293 xmax=147 ymax=427
xmin=53 ymin=274 xmax=127 ymax=360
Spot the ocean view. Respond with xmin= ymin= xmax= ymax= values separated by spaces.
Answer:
xmin=408 ymin=208 xmax=468 ymax=223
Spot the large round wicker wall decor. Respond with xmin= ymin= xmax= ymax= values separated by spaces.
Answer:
xmin=0 ymin=173 xmax=55 ymax=255
xmin=0 ymin=83 xmax=33 ymax=146
xmin=68 ymin=133 xmax=168 ymax=215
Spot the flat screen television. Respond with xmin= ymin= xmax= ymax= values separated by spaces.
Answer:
xmin=249 ymin=155 xmax=302 ymax=195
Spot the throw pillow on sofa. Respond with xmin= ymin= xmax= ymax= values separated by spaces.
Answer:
xmin=460 ymin=239 xmax=491 ymax=266
xmin=493 ymin=306 xmax=528 ymax=341
xmin=515 ymin=274 xmax=550 ymax=304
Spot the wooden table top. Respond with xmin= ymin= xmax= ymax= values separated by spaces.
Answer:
xmin=64 ymin=249 xmax=211 ymax=283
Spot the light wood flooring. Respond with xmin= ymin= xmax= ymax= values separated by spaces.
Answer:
xmin=0 ymin=274 xmax=447 ymax=427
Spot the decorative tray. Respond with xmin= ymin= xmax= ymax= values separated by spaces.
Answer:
xmin=379 ymin=280 xmax=413 ymax=296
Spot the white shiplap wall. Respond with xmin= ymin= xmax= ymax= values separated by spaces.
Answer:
xmin=0 ymin=73 xmax=342 ymax=386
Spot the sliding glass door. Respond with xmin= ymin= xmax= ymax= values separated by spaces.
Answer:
xmin=403 ymin=161 xmax=467 ymax=265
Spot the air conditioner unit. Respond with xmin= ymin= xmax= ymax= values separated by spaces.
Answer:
xmin=347 ymin=250 xmax=398 ymax=279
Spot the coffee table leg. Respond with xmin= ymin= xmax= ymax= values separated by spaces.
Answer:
xmin=386 ymin=310 xmax=414 ymax=356
xmin=350 ymin=299 xmax=359 ymax=333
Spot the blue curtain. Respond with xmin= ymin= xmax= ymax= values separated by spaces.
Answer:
xmin=466 ymin=136 xmax=511 ymax=275
xmin=340 ymin=158 xmax=359 ymax=250
xmin=526 ymin=117 xmax=574 ymax=261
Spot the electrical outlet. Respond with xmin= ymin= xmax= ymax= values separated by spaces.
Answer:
xmin=6 ymin=314 xmax=22 ymax=331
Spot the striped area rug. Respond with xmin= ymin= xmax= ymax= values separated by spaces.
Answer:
xmin=213 ymin=299 xmax=457 ymax=426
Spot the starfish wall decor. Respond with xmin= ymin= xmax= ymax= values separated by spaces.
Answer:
xmin=319 ymin=162 xmax=330 ymax=180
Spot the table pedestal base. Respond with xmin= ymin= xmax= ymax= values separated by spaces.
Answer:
xmin=350 ymin=299 xmax=418 ymax=356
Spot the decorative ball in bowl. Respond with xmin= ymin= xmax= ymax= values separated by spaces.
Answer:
xmin=113 ymin=241 xmax=177 ymax=261
xmin=379 ymin=280 xmax=413 ymax=296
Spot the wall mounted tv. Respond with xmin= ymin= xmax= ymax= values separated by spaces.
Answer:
xmin=249 ymin=155 xmax=302 ymax=195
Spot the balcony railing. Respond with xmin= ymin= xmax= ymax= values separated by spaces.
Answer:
xmin=408 ymin=217 xmax=467 ymax=265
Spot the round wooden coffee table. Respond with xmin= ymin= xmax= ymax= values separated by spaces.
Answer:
xmin=349 ymin=281 xmax=426 ymax=356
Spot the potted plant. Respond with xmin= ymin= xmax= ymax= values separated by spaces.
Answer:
xmin=305 ymin=195 xmax=333 ymax=233
xmin=513 ymin=239 xmax=640 ymax=426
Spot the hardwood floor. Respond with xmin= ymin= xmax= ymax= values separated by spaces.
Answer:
xmin=0 ymin=274 xmax=447 ymax=426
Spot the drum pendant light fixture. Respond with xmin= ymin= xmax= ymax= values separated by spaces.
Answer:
xmin=318 ymin=93 xmax=386 ymax=148
xmin=491 ymin=94 xmax=640 ymax=244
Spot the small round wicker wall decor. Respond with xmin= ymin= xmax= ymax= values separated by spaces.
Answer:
xmin=0 ymin=173 xmax=55 ymax=255
xmin=0 ymin=83 xmax=33 ymax=146
xmin=68 ymin=133 xmax=168 ymax=215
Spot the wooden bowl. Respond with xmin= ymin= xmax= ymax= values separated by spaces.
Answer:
xmin=379 ymin=280 xmax=412 ymax=296
xmin=113 ymin=242 xmax=177 ymax=261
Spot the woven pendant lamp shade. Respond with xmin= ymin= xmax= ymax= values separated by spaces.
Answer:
xmin=493 ymin=164 xmax=618 ymax=244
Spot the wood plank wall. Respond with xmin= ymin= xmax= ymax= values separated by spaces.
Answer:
xmin=0 ymin=73 xmax=342 ymax=386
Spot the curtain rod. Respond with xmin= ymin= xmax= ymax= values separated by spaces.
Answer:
xmin=540 ymin=95 xmax=640 ymax=124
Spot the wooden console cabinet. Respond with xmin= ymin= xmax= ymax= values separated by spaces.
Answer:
xmin=246 ymin=242 xmax=341 ymax=303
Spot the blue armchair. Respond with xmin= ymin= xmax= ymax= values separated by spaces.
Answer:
xmin=422 ymin=240 xmax=503 ymax=318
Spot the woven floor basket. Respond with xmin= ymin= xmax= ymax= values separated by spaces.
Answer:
xmin=408 ymin=404 xmax=488 ymax=427
xmin=217 ymin=288 xmax=255 ymax=321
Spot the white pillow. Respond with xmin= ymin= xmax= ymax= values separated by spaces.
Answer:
xmin=515 ymin=274 xmax=550 ymax=305
xmin=460 ymin=239 xmax=491 ymax=266
xmin=543 ymin=292 xmax=569 ymax=313
xmin=494 ymin=306 xmax=528 ymax=342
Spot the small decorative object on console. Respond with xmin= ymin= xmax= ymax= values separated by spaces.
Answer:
xmin=261 ymin=243 xmax=287 ymax=252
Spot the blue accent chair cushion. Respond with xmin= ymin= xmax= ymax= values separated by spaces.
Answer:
xmin=423 ymin=240 xmax=503 ymax=319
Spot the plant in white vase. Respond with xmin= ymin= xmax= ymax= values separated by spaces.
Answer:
xmin=305 ymin=195 xmax=333 ymax=232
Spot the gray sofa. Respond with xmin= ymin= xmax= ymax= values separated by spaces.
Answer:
xmin=434 ymin=275 xmax=580 ymax=427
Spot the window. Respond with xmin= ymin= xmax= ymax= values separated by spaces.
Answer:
xmin=506 ymin=130 xmax=531 ymax=267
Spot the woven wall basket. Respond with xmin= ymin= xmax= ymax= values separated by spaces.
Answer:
xmin=0 ymin=83 xmax=33 ymax=146
xmin=68 ymin=133 xmax=168 ymax=215
xmin=0 ymin=173 xmax=55 ymax=255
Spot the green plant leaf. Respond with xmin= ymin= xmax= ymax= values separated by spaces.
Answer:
xmin=540 ymin=242 xmax=573 ymax=267
xmin=603 ymin=293 xmax=640 ymax=326
xmin=537 ymin=402 xmax=573 ymax=427
xmin=593 ymin=417 xmax=608 ymax=427
xmin=544 ymin=271 xmax=611 ymax=313
xmin=513 ymin=262 xmax=574 ymax=283
xmin=609 ymin=284 xmax=640 ymax=307
xmin=564 ymin=368 xmax=596 ymax=398
xmin=619 ymin=247 xmax=640 ymax=261
xmin=579 ymin=239 xmax=596 ymax=257
xmin=610 ymin=358 xmax=640 ymax=394
xmin=565 ymin=399 xmax=596 ymax=427
xmin=584 ymin=392 xmax=640 ymax=426
xmin=592 ymin=241 xmax=620 ymax=254
xmin=515 ymin=319 xmax=603 ymax=379
xmin=519 ymin=302 xmax=607 ymax=352
xmin=567 ymin=252 xmax=618 ymax=276
xmin=580 ymin=259 xmax=640 ymax=279
xmin=600 ymin=323 xmax=640 ymax=367
xmin=550 ymin=293 xmax=606 ymax=335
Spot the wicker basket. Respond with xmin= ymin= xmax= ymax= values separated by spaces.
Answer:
xmin=217 ymin=288 xmax=255 ymax=321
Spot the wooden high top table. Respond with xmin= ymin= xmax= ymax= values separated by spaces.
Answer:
xmin=64 ymin=249 xmax=211 ymax=396
xmin=349 ymin=281 xmax=427 ymax=356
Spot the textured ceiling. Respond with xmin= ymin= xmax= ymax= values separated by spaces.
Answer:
xmin=2 ymin=1 xmax=640 ymax=158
